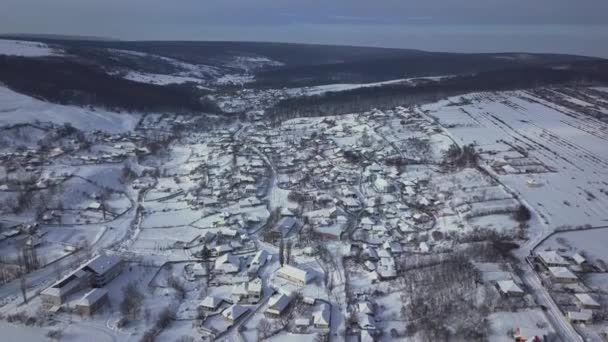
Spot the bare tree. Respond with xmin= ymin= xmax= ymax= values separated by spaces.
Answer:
xmin=19 ymin=274 xmax=27 ymax=303
xmin=279 ymin=239 xmax=285 ymax=267
xmin=285 ymin=240 xmax=292 ymax=265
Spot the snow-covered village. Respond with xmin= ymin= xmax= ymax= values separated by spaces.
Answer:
xmin=1 ymin=33 xmax=608 ymax=342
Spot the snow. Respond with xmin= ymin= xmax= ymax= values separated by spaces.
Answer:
xmin=0 ymin=39 xmax=61 ymax=57
xmin=488 ymin=309 xmax=554 ymax=342
xmin=0 ymin=86 xmax=140 ymax=133
xmin=123 ymin=71 xmax=204 ymax=85
xmin=288 ymin=75 xmax=452 ymax=96
xmin=539 ymin=228 xmax=608 ymax=264
xmin=424 ymin=90 xmax=608 ymax=231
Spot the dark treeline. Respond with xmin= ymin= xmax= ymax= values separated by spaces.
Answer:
xmin=267 ymin=62 xmax=608 ymax=123
xmin=2 ymin=37 xmax=429 ymax=68
xmin=254 ymin=52 xmax=598 ymax=88
xmin=63 ymin=46 xmax=183 ymax=75
xmin=0 ymin=56 xmax=221 ymax=114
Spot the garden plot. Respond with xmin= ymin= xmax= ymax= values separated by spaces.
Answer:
xmin=72 ymin=164 xmax=127 ymax=192
xmin=132 ymin=225 xmax=205 ymax=252
xmin=488 ymin=309 xmax=555 ymax=342
xmin=141 ymin=208 xmax=202 ymax=228
xmin=424 ymin=89 xmax=608 ymax=230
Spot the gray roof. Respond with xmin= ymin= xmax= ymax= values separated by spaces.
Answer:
xmin=77 ymin=288 xmax=108 ymax=306
xmin=83 ymin=255 xmax=122 ymax=275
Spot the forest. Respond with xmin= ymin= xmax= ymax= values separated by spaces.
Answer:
xmin=0 ymin=55 xmax=221 ymax=114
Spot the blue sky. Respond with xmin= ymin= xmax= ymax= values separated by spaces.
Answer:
xmin=2 ymin=1 xmax=608 ymax=57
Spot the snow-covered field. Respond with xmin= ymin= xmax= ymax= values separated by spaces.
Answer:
xmin=0 ymin=86 xmax=140 ymax=132
xmin=0 ymin=39 xmax=61 ymax=57
xmin=123 ymin=71 xmax=204 ymax=85
xmin=424 ymin=89 xmax=608 ymax=231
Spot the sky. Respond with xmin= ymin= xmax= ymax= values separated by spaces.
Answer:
xmin=2 ymin=0 xmax=608 ymax=57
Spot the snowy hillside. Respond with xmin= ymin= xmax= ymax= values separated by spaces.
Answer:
xmin=0 ymin=86 xmax=139 ymax=133
xmin=0 ymin=39 xmax=61 ymax=57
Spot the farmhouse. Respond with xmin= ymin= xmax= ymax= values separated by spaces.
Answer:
xmin=313 ymin=302 xmax=331 ymax=329
xmin=222 ymin=304 xmax=249 ymax=323
xmin=199 ymin=296 xmax=224 ymax=312
xmin=575 ymin=293 xmax=601 ymax=310
xmin=496 ymin=280 xmax=525 ymax=297
xmin=265 ymin=293 xmax=292 ymax=317
xmin=537 ymin=251 xmax=569 ymax=268
xmin=215 ymin=253 xmax=240 ymax=274
xmin=567 ymin=309 xmax=593 ymax=324
xmin=276 ymin=265 xmax=315 ymax=285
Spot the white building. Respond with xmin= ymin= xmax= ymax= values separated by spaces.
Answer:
xmin=276 ymin=265 xmax=315 ymax=285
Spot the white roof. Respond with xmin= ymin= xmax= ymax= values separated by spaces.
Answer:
xmin=313 ymin=303 xmax=331 ymax=326
xmin=276 ymin=264 xmax=313 ymax=283
xmin=266 ymin=294 xmax=291 ymax=315
xmin=572 ymin=253 xmax=587 ymax=265
xmin=222 ymin=304 xmax=248 ymax=321
xmin=251 ymin=250 xmax=269 ymax=266
xmin=568 ymin=309 xmax=593 ymax=321
xmin=200 ymin=296 xmax=223 ymax=309
xmin=575 ymin=293 xmax=600 ymax=307
xmin=496 ymin=280 xmax=524 ymax=294
xmin=548 ymin=267 xmax=578 ymax=280
xmin=537 ymin=251 xmax=569 ymax=266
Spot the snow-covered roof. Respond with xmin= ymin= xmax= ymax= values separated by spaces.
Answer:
xmin=83 ymin=255 xmax=121 ymax=276
xmin=496 ymin=280 xmax=524 ymax=294
xmin=575 ymin=293 xmax=600 ymax=307
xmin=266 ymin=293 xmax=291 ymax=315
xmin=537 ymin=251 xmax=569 ymax=266
xmin=548 ymin=267 xmax=578 ymax=280
xmin=200 ymin=296 xmax=223 ymax=310
xmin=572 ymin=253 xmax=587 ymax=265
xmin=222 ymin=304 xmax=248 ymax=321
xmin=313 ymin=303 xmax=331 ymax=326
xmin=276 ymin=264 xmax=314 ymax=284
xmin=76 ymin=288 xmax=108 ymax=307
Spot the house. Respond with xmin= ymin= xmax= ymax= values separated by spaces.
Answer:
xmin=295 ymin=317 xmax=311 ymax=329
xmin=567 ymin=309 xmax=593 ymax=324
xmin=537 ymin=251 xmax=569 ymax=268
xmin=357 ymin=301 xmax=374 ymax=315
xmin=247 ymin=278 xmax=263 ymax=303
xmin=548 ymin=267 xmax=578 ymax=283
xmin=575 ymin=293 xmax=601 ymax=310
xmin=276 ymin=265 xmax=315 ymax=285
xmin=357 ymin=313 xmax=376 ymax=331
xmin=418 ymin=242 xmax=430 ymax=254
xmin=248 ymin=250 xmax=270 ymax=274
xmin=313 ymin=303 xmax=331 ymax=329
xmin=221 ymin=304 xmax=249 ymax=323
xmin=496 ymin=280 xmax=525 ymax=297
xmin=215 ymin=253 xmax=240 ymax=274
xmin=572 ymin=253 xmax=587 ymax=266
xmin=377 ymin=257 xmax=397 ymax=280
xmin=75 ymin=288 xmax=109 ymax=316
xmin=374 ymin=177 xmax=393 ymax=193
xmin=265 ymin=293 xmax=292 ymax=317
xmin=231 ymin=283 xmax=249 ymax=303
xmin=199 ymin=296 xmax=224 ymax=311
xmin=82 ymin=255 xmax=123 ymax=287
